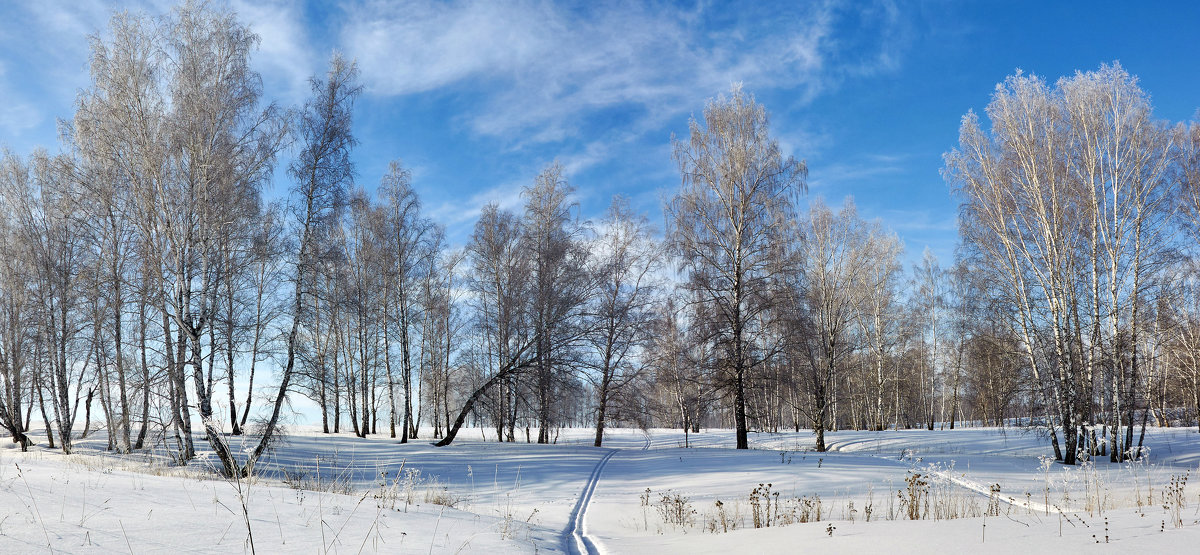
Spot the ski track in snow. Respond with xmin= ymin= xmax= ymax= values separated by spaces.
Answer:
xmin=847 ymin=448 xmax=1055 ymax=514
xmin=564 ymin=432 xmax=652 ymax=554
xmin=926 ymin=466 xmax=1056 ymax=514
xmin=565 ymin=449 xmax=617 ymax=554
xmin=817 ymin=433 xmax=1047 ymax=513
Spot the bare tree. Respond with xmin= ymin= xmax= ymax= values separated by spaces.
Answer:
xmin=437 ymin=205 xmax=534 ymax=446
xmin=2 ymin=150 xmax=92 ymax=453
xmin=793 ymin=198 xmax=895 ymax=451
xmin=668 ymin=85 xmax=806 ymax=449
xmin=912 ymin=249 xmax=946 ymax=430
xmin=588 ymin=196 xmax=660 ymax=446
xmin=854 ymin=223 xmax=904 ymax=432
xmin=222 ymin=52 xmax=362 ymax=475
xmin=378 ymin=161 xmax=435 ymax=442
xmin=647 ymin=295 xmax=711 ymax=446
xmin=70 ymin=14 xmax=152 ymax=452
xmin=948 ymin=72 xmax=1082 ymax=463
xmin=343 ymin=188 xmax=386 ymax=437
xmin=421 ymin=246 xmax=464 ymax=439
xmin=522 ymin=162 xmax=590 ymax=443
xmin=947 ymin=64 xmax=1176 ymax=464
xmin=0 ymin=152 xmax=39 ymax=451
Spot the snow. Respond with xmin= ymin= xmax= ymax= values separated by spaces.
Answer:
xmin=3 ymin=426 xmax=1200 ymax=553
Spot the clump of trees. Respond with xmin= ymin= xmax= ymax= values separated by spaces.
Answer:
xmin=948 ymin=64 xmax=1200 ymax=463
xmin=3 ymin=2 xmax=1200 ymax=469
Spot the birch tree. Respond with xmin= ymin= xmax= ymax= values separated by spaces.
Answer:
xmin=219 ymin=52 xmax=361 ymax=476
xmin=912 ymin=249 xmax=946 ymax=430
xmin=668 ymin=85 xmax=806 ymax=449
xmin=437 ymin=205 xmax=535 ymax=446
xmin=854 ymin=223 xmax=904 ymax=431
xmin=794 ymin=199 xmax=893 ymax=451
xmin=947 ymin=64 xmax=1176 ymax=463
xmin=522 ymin=162 xmax=590 ymax=443
xmin=589 ymin=196 xmax=660 ymax=446
xmin=378 ymin=161 xmax=435 ymax=442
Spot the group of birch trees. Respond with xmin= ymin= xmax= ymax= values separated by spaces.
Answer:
xmin=0 ymin=4 xmax=290 ymax=476
xmin=4 ymin=2 xmax=1200 ymax=468
xmin=948 ymin=64 xmax=1200 ymax=463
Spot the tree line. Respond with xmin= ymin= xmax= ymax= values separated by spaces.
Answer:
xmin=2 ymin=3 xmax=1199 ymax=469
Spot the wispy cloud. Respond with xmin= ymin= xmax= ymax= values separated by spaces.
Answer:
xmin=808 ymin=155 xmax=907 ymax=190
xmin=24 ymin=0 xmax=116 ymax=51
xmin=0 ymin=1 xmax=108 ymax=149
xmin=428 ymin=179 xmax=527 ymax=230
xmin=342 ymin=0 xmax=906 ymax=145
xmin=880 ymin=208 xmax=957 ymax=233
xmin=0 ymin=95 xmax=41 ymax=142
xmin=558 ymin=140 xmax=614 ymax=178
xmin=230 ymin=0 xmax=317 ymax=103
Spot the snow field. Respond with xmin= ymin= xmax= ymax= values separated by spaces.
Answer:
xmin=2 ymin=426 xmax=1200 ymax=553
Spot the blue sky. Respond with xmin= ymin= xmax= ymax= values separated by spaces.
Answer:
xmin=2 ymin=0 xmax=1199 ymax=270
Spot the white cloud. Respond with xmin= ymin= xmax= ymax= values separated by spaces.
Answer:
xmin=558 ymin=139 xmax=615 ymax=177
xmin=428 ymin=179 xmax=526 ymax=228
xmin=345 ymin=1 xmax=551 ymax=95
xmin=0 ymin=0 xmax=106 ymax=150
xmin=1 ymin=0 xmax=907 ymax=159
xmin=231 ymin=0 xmax=316 ymax=103
xmin=808 ymin=156 xmax=906 ymax=190
xmin=879 ymin=209 xmax=957 ymax=233
xmin=26 ymin=0 xmax=112 ymax=47
xmin=0 ymin=96 xmax=41 ymax=140
xmin=340 ymin=1 xmax=903 ymax=145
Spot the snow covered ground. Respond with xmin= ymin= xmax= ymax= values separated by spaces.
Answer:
xmin=3 ymin=425 xmax=1200 ymax=553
